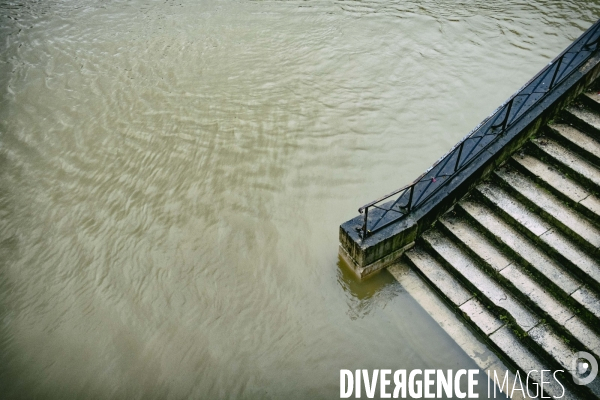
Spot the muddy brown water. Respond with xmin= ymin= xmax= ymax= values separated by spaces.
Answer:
xmin=0 ymin=0 xmax=598 ymax=398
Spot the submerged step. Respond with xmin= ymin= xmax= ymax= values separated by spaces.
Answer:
xmin=341 ymin=22 xmax=600 ymax=399
xmin=440 ymin=215 xmax=600 ymax=357
xmin=404 ymin=244 xmax=581 ymax=399
xmin=405 ymin=237 xmax=590 ymax=399
xmin=404 ymin=246 xmax=506 ymax=338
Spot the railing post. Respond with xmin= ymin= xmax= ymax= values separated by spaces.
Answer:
xmin=584 ymin=24 xmax=600 ymax=50
xmin=549 ymin=56 xmax=564 ymax=89
xmin=502 ymin=99 xmax=514 ymax=130
xmin=454 ymin=142 xmax=464 ymax=171
xmin=407 ymin=186 xmax=414 ymax=211
xmin=362 ymin=207 xmax=368 ymax=240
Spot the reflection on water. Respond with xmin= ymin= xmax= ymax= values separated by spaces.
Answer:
xmin=0 ymin=0 xmax=598 ymax=398
xmin=337 ymin=257 xmax=403 ymax=320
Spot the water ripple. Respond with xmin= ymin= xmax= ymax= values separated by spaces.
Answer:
xmin=1 ymin=0 xmax=599 ymax=398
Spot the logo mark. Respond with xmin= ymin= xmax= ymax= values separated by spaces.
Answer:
xmin=572 ymin=351 xmax=598 ymax=386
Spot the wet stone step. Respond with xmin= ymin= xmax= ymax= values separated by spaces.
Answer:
xmin=403 ymin=243 xmax=581 ymax=399
xmin=531 ymin=137 xmax=600 ymax=194
xmin=489 ymin=326 xmax=579 ymax=400
xmin=528 ymin=324 xmax=600 ymax=398
xmin=438 ymin=214 xmax=512 ymax=273
xmin=538 ymin=228 xmax=600 ymax=289
xmin=404 ymin=246 xmax=509 ymax=339
xmin=510 ymin=153 xmax=600 ymax=224
xmin=564 ymin=104 xmax=600 ymax=140
xmin=572 ymin=286 xmax=600 ymax=322
xmin=456 ymin=200 xmax=600 ymax=326
xmin=458 ymin=199 xmax=578 ymax=294
xmin=548 ymin=123 xmax=600 ymax=167
xmin=500 ymin=263 xmax=573 ymax=325
xmin=475 ymin=183 xmax=551 ymax=237
xmin=440 ymin=216 xmax=572 ymax=323
xmin=474 ymin=183 xmax=600 ymax=294
xmin=493 ymin=166 xmax=600 ymax=252
xmin=404 ymin=248 xmax=472 ymax=307
xmin=422 ymin=228 xmax=539 ymax=331
xmin=458 ymin=298 xmax=503 ymax=336
xmin=581 ymin=90 xmax=600 ymax=113
xmin=423 ymin=225 xmax=600 ymax=367
xmin=440 ymin=215 xmax=600 ymax=353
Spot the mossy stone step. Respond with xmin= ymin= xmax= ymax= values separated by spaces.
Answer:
xmin=580 ymin=90 xmax=600 ymax=114
xmin=548 ymin=122 xmax=600 ymax=167
xmin=422 ymin=229 xmax=539 ymax=331
xmin=422 ymin=227 xmax=600 ymax=390
xmin=456 ymin=200 xmax=600 ymax=329
xmin=493 ymin=166 xmax=600 ymax=253
xmin=531 ymin=137 xmax=600 ymax=195
xmin=563 ymin=104 xmax=600 ymax=145
xmin=404 ymin=248 xmax=472 ymax=307
xmin=404 ymin=239 xmax=587 ymax=399
xmin=489 ymin=325 xmax=579 ymax=400
xmin=473 ymin=183 xmax=600 ymax=295
xmin=509 ymin=153 xmax=600 ymax=224
xmin=439 ymin=215 xmax=598 ymax=343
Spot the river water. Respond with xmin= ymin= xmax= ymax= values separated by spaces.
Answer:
xmin=0 ymin=1 xmax=598 ymax=398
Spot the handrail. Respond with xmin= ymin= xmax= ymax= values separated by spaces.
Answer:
xmin=357 ymin=19 xmax=600 ymax=241
xmin=358 ymin=171 xmax=427 ymax=213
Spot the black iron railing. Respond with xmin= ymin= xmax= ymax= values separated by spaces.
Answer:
xmin=357 ymin=20 xmax=600 ymax=240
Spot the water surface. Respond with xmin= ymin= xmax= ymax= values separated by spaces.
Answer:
xmin=0 ymin=0 xmax=598 ymax=398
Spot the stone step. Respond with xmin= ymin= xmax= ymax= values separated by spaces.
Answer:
xmin=474 ymin=182 xmax=600 ymax=296
xmin=387 ymin=261 xmax=532 ymax=400
xmin=509 ymin=153 xmax=600 ymax=225
xmin=489 ymin=326 xmax=579 ymax=400
xmin=438 ymin=213 xmax=512 ymax=274
xmin=531 ymin=137 xmax=600 ymax=195
xmin=548 ymin=122 xmax=600 ymax=167
xmin=422 ymin=229 xmax=539 ymax=332
xmin=526 ymin=323 xmax=600 ymax=398
xmin=563 ymin=104 xmax=600 ymax=145
xmin=493 ymin=166 xmax=600 ymax=254
xmin=437 ymin=215 xmax=600 ymax=363
xmin=580 ymin=90 xmax=600 ymax=114
xmin=404 ymin=247 xmax=473 ymax=308
xmin=403 ymin=245 xmax=582 ymax=399
xmin=406 ymin=236 xmax=595 ymax=398
xmin=456 ymin=199 xmax=600 ymax=330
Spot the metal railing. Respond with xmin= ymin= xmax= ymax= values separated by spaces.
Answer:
xmin=357 ymin=20 xmax=600 ymax=240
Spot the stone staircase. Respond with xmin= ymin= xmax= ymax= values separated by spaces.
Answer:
xmin=396 ymin=91 xmax=600 ymax=399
